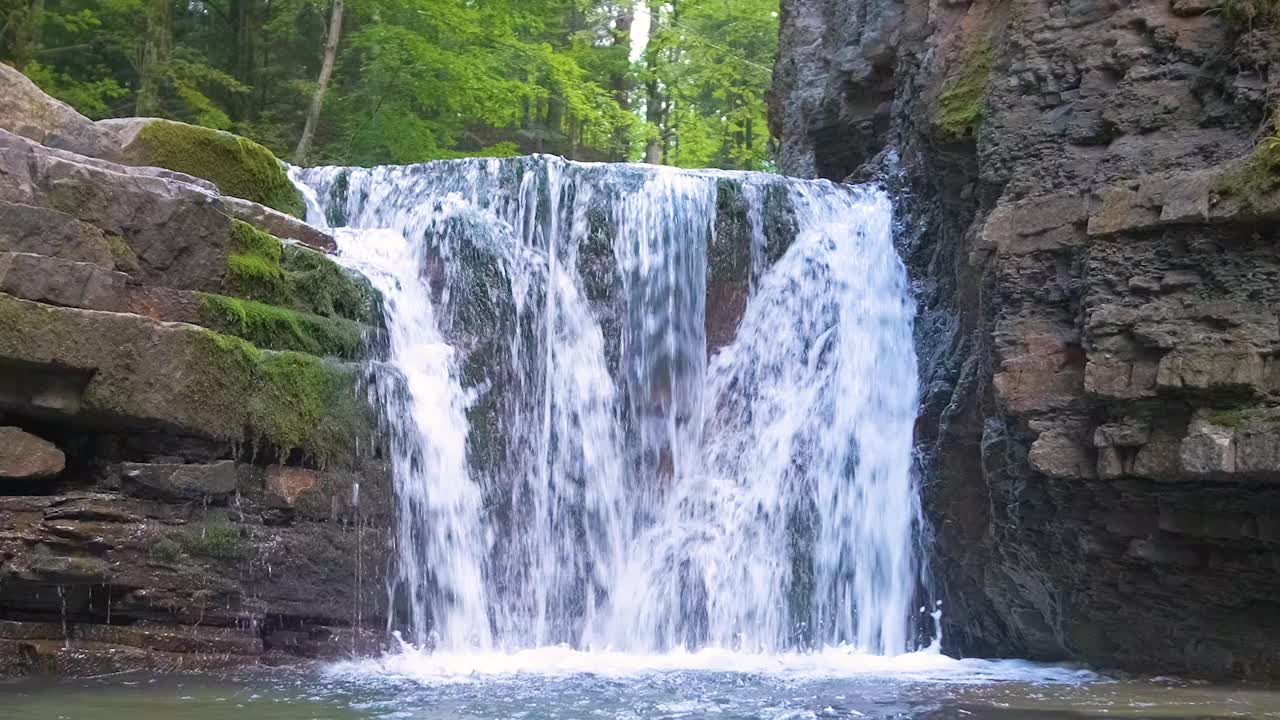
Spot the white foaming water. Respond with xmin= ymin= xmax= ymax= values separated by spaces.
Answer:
xmin=290 ymin=157 xmax=1078 ymax=685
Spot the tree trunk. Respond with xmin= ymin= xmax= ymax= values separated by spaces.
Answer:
xmin=137 ymin=0 xmax=172 ymax=116
xmin=294 ymin=0 xmax=343 ymax=163
xmin=643 ymin=6 xmax=663 ymax=165
xmin=233 ymin=0 xmax=256 ymax=119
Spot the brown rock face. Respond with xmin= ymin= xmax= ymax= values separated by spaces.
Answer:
xmin=0 ymin=427 xmax=64 ymax=480
xmin=775 ymin=0 xmax=1280 ymax=679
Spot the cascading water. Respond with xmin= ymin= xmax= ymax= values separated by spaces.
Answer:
xmin=292 ymin=156 xmax=922 ymax=659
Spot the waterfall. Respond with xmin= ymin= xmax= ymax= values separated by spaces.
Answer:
xmin=292 ymin=156 xmax=922 ymax=657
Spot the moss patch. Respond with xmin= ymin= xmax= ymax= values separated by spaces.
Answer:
xmin=248 ymin=350 xmax=370 ymax=465
xmin=197 ymin=293 xmax=363 ymax=359
xmin=1214 ymin=131 xmax=1280 ymax=204
xmin=933 ymin=40 xmax=994 ymax=141
xmin=223 ymin=220 xmax=380 ymax=325
xmin=106 ymin=233 xmax=141 ymax=274
xmin=190 ymin=329 xmax=370 ymax=465
xmin=175 ymin=522 xmax=251 ymax=561
xmin=125 ymin=120 xmax=305 ymax=217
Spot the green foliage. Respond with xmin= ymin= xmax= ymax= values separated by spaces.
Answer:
xmin=650 ymin=0 xmax=779 ymax=170
xmin=223 ymin=220 xmax=380 ymax=324
xmin=197 ymin=293 xmax=364 ymax=359
xmin=126 ymin=120 xmax=304 ymax=216
xmin=4 ymin=0 xmax=777 ymax=168
xmin=934 ymin=40 xmax=993 ymax=141
xmin=22 ymin=61 xmax=128 ymax=119
xmin=1220 ymin=0 xmax=1280 ymax=28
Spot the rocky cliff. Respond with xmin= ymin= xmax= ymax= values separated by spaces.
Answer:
xmin=0 ymin=65 xmax=390 ymax=676
xmin=773 ymin=0 xmax=1280 ymax=678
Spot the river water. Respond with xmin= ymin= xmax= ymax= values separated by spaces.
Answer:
xmin=6 ymin=660 xmax=1280 ymax=719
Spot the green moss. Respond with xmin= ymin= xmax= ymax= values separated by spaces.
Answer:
xmin=190 ymin=328 xmax=369 ymax=464
xmin=105 ymin=233 xmax=140 ymax=274
xmin=249 ymin=351 xmax=368 ymax=465
xmin=197 ymin=293 xmax=363 ymax=359
xmin=222 ymin=220 xmax=380 ymax=325
xmin=1220 ymin=0 xmax=1280 ymax=28
xmin=1214 ymin=132 xmax=1280 ymax=204
xmin=150 ymin=537 xmax=182 ymax=563
xmin=1206 ymin=410 xmax=1247 ymax=428
xmin=126 ymin=120 xmax=305 ymax=218
xmin=175 ymin=522 xmax=251 ymax=561
xmin=934 ymin=40 xmax=994 ymax=141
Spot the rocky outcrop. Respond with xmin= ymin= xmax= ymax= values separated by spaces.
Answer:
xmin=0 ymin=80 xmax=390 ymax=677
xmin=0 ymin=63 xmax=307 ymax=218
xmin=774 ymin=0 xmax=1280 ymax=679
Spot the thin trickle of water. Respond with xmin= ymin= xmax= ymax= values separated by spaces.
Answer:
xmin=292 ymin=156 xmax=922 ymax=658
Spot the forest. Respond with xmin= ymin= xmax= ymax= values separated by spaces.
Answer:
xmin=0 ymin=0 xmax=778 ymax=169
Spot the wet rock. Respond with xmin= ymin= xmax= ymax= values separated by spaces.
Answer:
xmin=121 ymin=461 xmax=238 ymax=501
xmin=0 ymin=427 xmax=64 ymax=480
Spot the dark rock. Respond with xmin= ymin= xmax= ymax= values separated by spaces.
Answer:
xmin=121 ymin=461 xmax=237 ymax=501
xmin=774 ymin=0 xmax=1280 ymax=680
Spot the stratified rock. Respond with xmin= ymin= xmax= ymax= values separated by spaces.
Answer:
xmin=121 ymin=461 xmax=237 ymax=501
xmin=0 ymin=427 xmax=64 ymax=480
xmin=0 ymin=129 xmax=231 ymax=291
xmin=774 ymin=0 xmax=1280 ymax=680
xmin=224 ymin=196 xmax=335 ymax=252
xmin=0 ymin=253 xmax=129 ymax=311
xmin=0 ymin=201 xmax=118 ymax=269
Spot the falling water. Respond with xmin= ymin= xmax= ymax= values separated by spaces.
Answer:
xmin=292 ymin=156 xmax=922 ymax=657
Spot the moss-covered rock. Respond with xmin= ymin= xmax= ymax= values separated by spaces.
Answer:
xmin=113 ymin=119 xmax=305 ymax=218
xmin=1214 ymin=132 xmax=1280 ymax=206
xmin=933 ymin=39 xmax=994 ymax=141
xmin=196 ymin=293 xmax=364 ymax=359
xmin=223 ymin=220 xmax=381 ymax=325
xmin=0 ymin=293 xmax=373 ymax=466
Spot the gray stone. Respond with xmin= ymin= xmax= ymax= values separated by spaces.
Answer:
xmin=121 ymin=461 xmax=237 ymax=500
xmin=0 ymin=252 xmax=130 ymax=311
xmin=0 ymin=129 xmax=231 ymax=291
xmin=0 ymin=63 xmax=116 ymax=159
xmin=0 ymin=201 xmax=117 ymax=268
xmin=224 ymin=196 xmax=335 ymax=252
xmin=0 ymin=427 xmax=64 ymax=480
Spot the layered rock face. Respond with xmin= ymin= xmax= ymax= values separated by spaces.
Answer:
xmin=774 ymin=0 xmax=1280 ymax=678
xmin=0 ymin=67 xmax=390 ymax=676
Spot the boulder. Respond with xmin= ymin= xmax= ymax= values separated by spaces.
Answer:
xmin=121 ymin=461 xmax=238 ymax=501
xmin=224 ymin=196 xmax=335 ymax=252
xmin=0 ymin=129 xmax=231 ymax=291
xmin=101 ymin=118 xmax=305 ymax=217
xmin=0 ymin=64 xmax=116 ymax=159
xmin=0 ymin=427 xmax=64 ymax=480
xmin=0 ymin=294 xmax=372 ymax=464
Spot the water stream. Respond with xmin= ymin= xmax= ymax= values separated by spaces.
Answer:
xmin=292 ymin=156 xmax=921 ymax=658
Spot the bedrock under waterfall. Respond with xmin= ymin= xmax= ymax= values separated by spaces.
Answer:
xmin=292 ymin=156 xmax=922 ymax=658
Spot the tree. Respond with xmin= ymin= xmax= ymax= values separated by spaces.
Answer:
xmin=294 ymin=0 xmax=342 ymax=162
